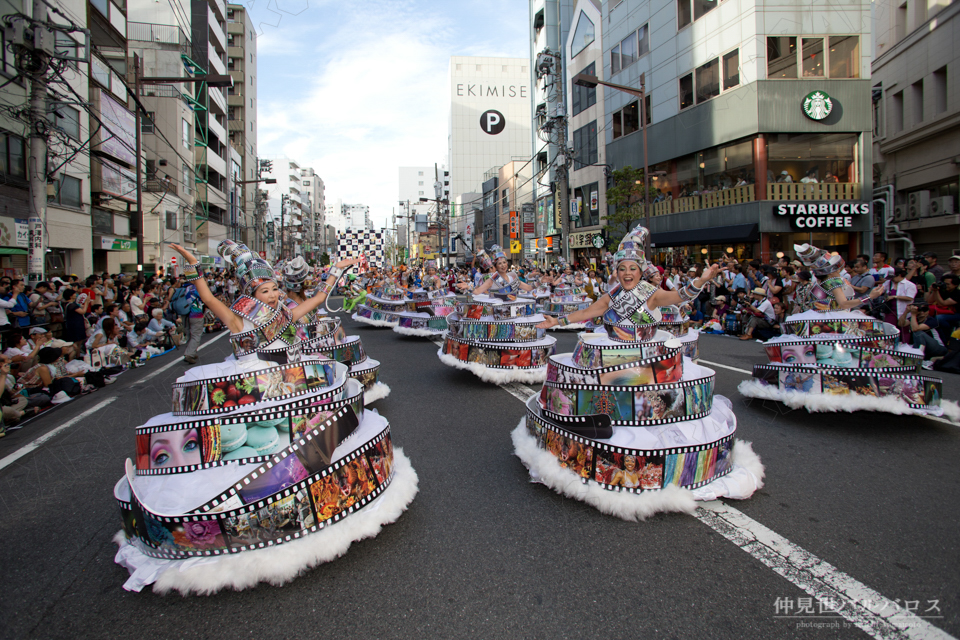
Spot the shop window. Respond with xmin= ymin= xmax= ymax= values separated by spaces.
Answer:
xmin=801 ymin=38 xmax=824 ymax=77
xmin=573 ymin=181 xmax=599 ymax=228
xmin=50 ymin=175 xmax=81 ymax=208
xmin=571 ymin=62 xmax=597 ymax=116
xmin=571 ymin=11 xmax=595 ymax=58
xmin=679 ymin=74 xmax=693 ymax=110
xmin=766 ymin=133 xmax=858 ymax=184
xmin=573 ymin=120 xmax=598 ymax=168
xmin=828 ymin=36 xmax=859 ymax=78
xmin=0 ymin=131 xmax=26 ymax=178
xmin=767 ymin=37 xmax=798 ymax=79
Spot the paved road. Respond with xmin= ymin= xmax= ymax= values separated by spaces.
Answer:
xmin=0 ymin=314 xmax=957 ymax=639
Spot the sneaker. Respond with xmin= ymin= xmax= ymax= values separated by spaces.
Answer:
xmin=922 ymin=360 xmax=934 ymax=370
xmin=184 ymin=355 xmax=198 ymax=364
xmin=104 ymin=376 xmax=117 ymax=385
xmin=50 ymin=391 xmax=72 ymax=404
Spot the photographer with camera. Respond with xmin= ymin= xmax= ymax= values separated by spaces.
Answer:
xmin=925 ymin=274 xmax=960 ymax=341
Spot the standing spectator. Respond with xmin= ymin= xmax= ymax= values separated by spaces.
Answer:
xmin=923 ymin=252 xmax=945 ymax=281
xmin=731 ymin=264 xmax=747 ymax=294
xmin=61 ymin=289 xmax=91 ymax=350
xmin=883 ymin=268 xmax=918 ymax=340
xmin=28 ymin=282 xmax=57 ymax=325
xmin=6 ymin=280 xmax=31 ymax=328
xmin=128 ymin=283 xmax=147 ymax=321
xmin=739 ymin=287 xmax=776 ymax=340
xmin=870 ymin=251 xmax=894 ymax=280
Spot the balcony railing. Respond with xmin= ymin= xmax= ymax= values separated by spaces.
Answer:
xmin=638 ymin=183 xmax=861 ymax=217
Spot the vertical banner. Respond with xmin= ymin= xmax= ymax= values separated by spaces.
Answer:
xmin=27 ymin=213 xmax=44 ymax=285
xmin=509 ymin=210 xmax=519 ymax=239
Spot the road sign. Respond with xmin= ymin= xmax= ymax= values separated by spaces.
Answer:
xmin=510 ymin=240 xmax=521 ymax=253
xmin=171 ymin=256 xmax=177 ymax=265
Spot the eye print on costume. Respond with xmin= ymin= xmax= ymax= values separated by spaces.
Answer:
xmin=145 ymin=428 xmax=202 ymax=469
xmin=781 ymin=344 xmax=816 ymax=365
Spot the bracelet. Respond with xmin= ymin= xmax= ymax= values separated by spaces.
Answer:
xmin=677 ymin=281 xmax=703 ymax=303
xmin=317 ymin=267 xmax=344 ymax=296
xmin=557 ymin=316 xmax=571 ymax=327
xmin=183 ymin=263 xmax=201 ymax=281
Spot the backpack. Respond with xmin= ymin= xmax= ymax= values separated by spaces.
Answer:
xmin=170 ymin=286 xmax=193 ymax=316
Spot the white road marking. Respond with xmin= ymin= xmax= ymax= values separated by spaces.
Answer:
xmin=696 ymin=501 xmax=953 ymax=640
xmin=495 ymin=357 xmax=956 ymax=640
xmin=0 ymin=397 xmax=117 ymax=471
xmin=0 ymin=331 xmax=229 ymax=472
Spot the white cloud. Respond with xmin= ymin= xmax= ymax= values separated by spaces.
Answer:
xmin=251 ymin=0 xmax=527 ymax=230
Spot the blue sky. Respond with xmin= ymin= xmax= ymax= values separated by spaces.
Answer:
xmin=248 ymin=0 xmax=530 ymax=230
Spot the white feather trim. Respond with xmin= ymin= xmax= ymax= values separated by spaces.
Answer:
xmin=392 ymin=325 xmax=445 ymax=337
xmin=436 ymin=349 xmax=548 ymax=384
xmin=738 ymin=379 xmax=954 ymax=420
xmin=351 ymin=313 xmax=398 ymax=328
xmin=363 ymin=381 xmax=391 ymax=404
xmin=113 ymin=448 xmax=418 ymax=595
xmin=547 ymin=322 xmax=590 ymax=331
xmin=511 ymin=421 xmax=763 ymax=520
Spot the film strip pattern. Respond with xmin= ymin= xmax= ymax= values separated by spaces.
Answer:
xmin=525 ymin=399 xmax=734 ymax=492
xmin=446 ymin=314 xmax=545 ymax=343
xmin=763 ymin=339 xmax=921 ymax=372
xmin=460 ymin=300 xmax=537 ymax=320
xmin=781 ymin=316 xmax=895 ymax=340
xmin=171 ymin=361 xmax=339 ymax=415
xmin=404 ymin=300 xmax=459 ymax=317
xmin=354 ymin=307 xmax=401 ymax=324
xmin=229 ymin=304 xmax=306 ymax=359
xmin=442 ymin=334 xmax=555 ymax=369
xmin=301 ymin=317 xmax=348 ymax=347
xmin=362 ymin=298 xmax=409 ymax=312
xmin=230 ymin=295 xmax=280 ymax=326
xmin=540 ymin=375 xmax=713 ymax=426
xmin=306 ymin=336 xmax=366 ymax=366
xmin=349 ymin=361 xmax=381 ymax=391
xmin=601 ymin=321 xmax=660 ymax=343
xmin=371 ymin=286 xmax=405 ymax=301
xmin=408 ymin=289 xmax=451 ymax=302
xmin=118 ymin=427 xmax=396 ymax=560
xmin=397 ymin=315 xmax=449 ymax=331
xmin=137 ymin=384 xmax=365 ymax=474
xmin=542 ymin=300 xmax=592 ymax=315
xmin=752 ymin=364 xmax=942 ymax=408
xmin=571 ymin=336 xmax=682 ymax=370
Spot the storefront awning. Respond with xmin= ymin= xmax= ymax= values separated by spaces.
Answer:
xmin=0 ymin=248 xmax=28 ymax=255
xmin=651 ymin=223 xmax=759 ymax=248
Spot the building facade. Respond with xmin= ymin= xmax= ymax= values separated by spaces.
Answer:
xmin=872 ymin=0 xmax=959 ymax=258
xmin=598 ymin=0 xmax=873 ymax=264
xmin=226 ymin=3 xmax=257 ymax=249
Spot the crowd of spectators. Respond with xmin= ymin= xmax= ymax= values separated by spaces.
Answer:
xmin=0 ymin=270 xmax=239 ymax=435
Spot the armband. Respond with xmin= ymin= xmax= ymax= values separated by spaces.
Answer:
xmin=677 ymin=281 xmax=703 ymax=303
xmin=558 ymin=316 xmax=571 ymax=327
xmin=183 ymin=263 xmax=201 ymax=282
xmin=317 ymin=267 xmax=344 ymax=295
xmin=856 ymin=294 xmax=871 ymax=306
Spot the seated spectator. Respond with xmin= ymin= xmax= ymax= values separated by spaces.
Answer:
xmin=86 ymin=317 xmax=122 ymax=351
xmin=3 ymin=331 xmax=45 ymax=372
xmin=926 ymin=274 xmax=960 ymax=341
xmin=35 ymin=347 xmax=93 ymax=397
xmin=901 ymin=304 xmax=947 ymax=365
xmin=739 ymin=287 xmax=776 ymax=340
xmin=127 ymin=321 xmax=156 ymax=350
xmin=27 ymin=327 xmax=76 ymax=360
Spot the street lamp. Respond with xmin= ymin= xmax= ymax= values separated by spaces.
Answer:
xmin=574 ymin=72 xmax=650 ymax=253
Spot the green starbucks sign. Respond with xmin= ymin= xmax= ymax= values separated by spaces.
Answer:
xmin=802 ymin=90 xmax=833 ymax=120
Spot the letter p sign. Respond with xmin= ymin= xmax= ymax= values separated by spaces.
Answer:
xmin=480 ymin=110 xmax=505 ymax=135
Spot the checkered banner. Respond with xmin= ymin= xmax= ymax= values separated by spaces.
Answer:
xmin=337 ymin=229 xmax=384 ymax=268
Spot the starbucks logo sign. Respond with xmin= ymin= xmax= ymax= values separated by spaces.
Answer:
xmin=802 ymin=91 xmax=833 ymax=120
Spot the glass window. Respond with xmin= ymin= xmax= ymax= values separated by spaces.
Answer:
xmin=829 ymin=36 xmax=859 ymax=78
xmin=611 ymin=44 xmax=621 ymax=75
xmin=678 ymin=0 xmax=692 ymax=28
xmin=91 ymin=56 xmax=111 ymax=88
xmin=571 ymin=11 xmax=595 ymax=58
xmin=52 ymin=175 xmax=81 ymax=208
xmin=183 ymin=163 xmax=191 ymax=194
xmin=182 ymin=119 xmax=190 ymax=148
xmin=620 ymin=32 xmax=637 ymax=69
xmin=638 ymin=25 xmax=649 ymax=57
xmin=572 ymin=62 xmax=596 ymax=116
xmin=693 ymin=0 xmax=716 ymax=20
xmin=722 ymin=50 xmax=740 ymax=89
xmin=643 ymin=94 xmax=651 ymax=126
xmin=696 ymin=58 xmax=720 ymax=103
xmin=767 ymin=37 xmax=797 ymax=79
xmin=679 ymin=74 xmax=694 ymax=110
xmin=166 ymin=210 xmax=178 ymax=231
xmin=573 ymin=120 xmax=598 ymax=168
xmin=93 ymin=209 xmax=112 ymax=234
xmin=802 ymin=38 xmax=824 ymax=77
xmin=622 ymin=101 xmax=639 ymax=135
xmin=7 ymin=134 xmax=24 ymax=178
xmin=612 ymin=110 xmax=622 ymax=139
xmin=573 ymin=181 xmax=599 ymax=228
xmin=55 ymin=105 xmax=80 ymax=139
xmin=142 ymin=111 xmax=154 ymax=134
xmin=767 ymin=133 xmax=858 ymax=184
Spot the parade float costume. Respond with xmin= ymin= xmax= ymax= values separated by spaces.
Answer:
xmin=739 ymin=243 xmax=954 ymax=418
xmin=393 ymin=262 xmax=459 ymax=337
xmin=280 ymin=262 xmax=389 ymax=404
xmin=438 ymin=247 xmax=557 ymax=384
xmin=540 ymin=281 xmax=593 ymax=330
xmin=513 ymin=225 xmax=763 ymax=520
xmin=353 ymin=280 xmax=407 ymax=328
xmin=113 ymin=242 xmax=416 ymax=594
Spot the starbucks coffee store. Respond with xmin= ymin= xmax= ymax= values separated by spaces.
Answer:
xmin=606 ymin=78 xmax=874 ymax=265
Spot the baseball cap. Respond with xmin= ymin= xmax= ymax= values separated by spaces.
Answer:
xmin=29 ymin=327 xmax=48 ymax=335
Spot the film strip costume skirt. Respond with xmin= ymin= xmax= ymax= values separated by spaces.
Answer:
xmin=392 ymin=288 xmax=459 ymax=337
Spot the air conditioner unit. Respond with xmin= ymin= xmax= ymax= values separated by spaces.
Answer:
xmin=893 ymin=205 xmax=907 ymax=222
xmin=910 ymin=190 xmax=930 ymax=217
xmin=930 ymin=196 xmax=955 ymax=216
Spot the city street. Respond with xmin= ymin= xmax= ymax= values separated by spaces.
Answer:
xmin=1 ymin=310 xmax=958 ymax=640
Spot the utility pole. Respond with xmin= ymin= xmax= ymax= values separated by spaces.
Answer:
xmin=280 ymin=193 xmax=287 ymax=260
xmin=26 ymin=0 xmax=51 ymax=286
xmin=133 ymin=53 xmax=144 ymax=271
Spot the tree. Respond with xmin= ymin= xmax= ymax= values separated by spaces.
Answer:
xmin=319 ymin=252 xmax=330 ymax=267
xmin=603 ymin=166 xmax=648 ymax=249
